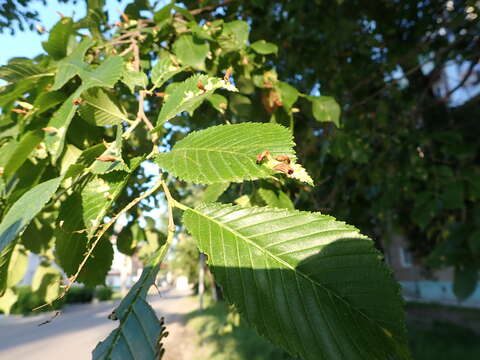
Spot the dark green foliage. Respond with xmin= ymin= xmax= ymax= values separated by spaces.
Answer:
xmin=7 ymin=286 xmax=64 ymax=315
xmin=94 ymin=286 xmax=113 ymax=301
xmin=187 ymin=301 xmax=480 ymax=360
xmin=65 ymin=286 xmax=95 ymax=304
xmin=408 ymin=322 xmax=480 ymax=360
xmin=0 ymin=1 xmax=418 ymax=359
xmin=193 ymin=0 xmax=480 ymax=298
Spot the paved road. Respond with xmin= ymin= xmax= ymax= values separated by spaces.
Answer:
xmin=0 ymin=289 xmax=198 ymax=360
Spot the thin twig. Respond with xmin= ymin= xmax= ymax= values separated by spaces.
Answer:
xmin=160 ymin=178 xmax=176 ymax=233
xmin=190 ymin=0 xmax=238 ymax=15
xmin=33 ymin=179 xmax=164 ymax=311
xmin=440 ymin=57 xmax=479 ymax=101
xmin=119 ymin=45 xmax=133 ymax=56
xmin=131 ymin=39 xmax=140 ymax=72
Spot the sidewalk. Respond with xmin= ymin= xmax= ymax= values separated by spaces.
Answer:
xmin=0 ymin=288 xmax=197 ymax=360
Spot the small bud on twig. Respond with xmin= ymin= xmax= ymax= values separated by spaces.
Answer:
xmin=12 ymin=109 xmax=28 ymax=114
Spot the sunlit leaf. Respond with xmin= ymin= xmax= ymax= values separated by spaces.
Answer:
xmin=155 ymin=123 xmax=295 ymax=184
xmin=153 ymin=74 xmax=237 ymax=130
xmin=184 ymin=203 xmax=410 ymax=360
xmin=250 ymin=40 xmax=278 ymax=55
xmin=173 ymin=34 xmax=209 ymax=70
xmin=217 ymin=21 xmax=249 ymax=53
xmin=151 ymin=56 xmax=185 ymax=89
xmin=42 ymin=17 xmax=73 ymax=60
xmin=6 ymin=244 xmax=28 ymax=288
xmin=203 ymin=182 xmax=230 ymax=203
xmin=0 ymin=288 xmax=18 ymax=315
xmin=310 ymin=96 xmax=341 ymax=127
xmin=80 ymin=88 xmax=130 ymax=126
xmin=32 ymin=264 xmax=62 ymax=303
xmin=258 ymin=187 xmax=294 ymax=210
xmin=0 ymin=177 xmax=62 ymax=254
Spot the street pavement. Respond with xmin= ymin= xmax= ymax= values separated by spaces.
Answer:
xmin=0 ymin=289 xmax=197 ymax=360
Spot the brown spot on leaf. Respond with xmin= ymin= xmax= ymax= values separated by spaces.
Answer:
xmin=96 ymin=155 xmax=118 ymax=162
xmin=42 ymin=126 xmax=59 ymax=133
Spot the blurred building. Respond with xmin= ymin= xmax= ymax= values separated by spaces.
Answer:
xmin=385 ymin=235 xmax=480 ymax=307
xmin=106 ymin=248 xmax=143 ymax=295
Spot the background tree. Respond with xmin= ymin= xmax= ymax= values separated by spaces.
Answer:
xmin=187 ymin=0 xmax=480 ymax=299
xmin=3 ymin=0 xmax=477 ymax=358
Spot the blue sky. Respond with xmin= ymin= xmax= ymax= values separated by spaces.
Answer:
xmin=0 ymin=0 xmax=168 ymax=223
xmin=0 ymin=0 xmax=133 ymax=66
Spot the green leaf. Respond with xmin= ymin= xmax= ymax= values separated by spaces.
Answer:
xmin=154 ymin=74 xmax=237 ymax=130
xmin=83 ymin=56 xmax=124 ymax=89
xmin=60 ymin=144 xmax=83 ymax=175
xmin=90 ymin=127 xmax=129 ymax=174
xmin=453 ymin=264 xmax=479 ymax=301
xmin=0 ymin=243 xmax=14 ymax=296
xmin=32 ymin=264 xmax=62 ymax=303
xmin=173 ymin=34 xmax=209 ymax=70
xmin=21 ymin=217 xmax=53 ymax=254
xmin=57 ymin=160 xmax=139 ymax=285
xmin=116 ymin=224 xmax=140 ymax=256
xmin=0 ymin=177 xmax=60 ymax=295
xmin=74 ymin=143 xmax=107 ymax=168
xmin=310 ymin=96 xmax=341 ymax=127
xmin=154 ymin=4 xmax=173 ymax=24
xmin=43 ymin=92 xmax=79 ymax=162
xmin=0 ymin=140 xmax=17 ymax=169
xmin=442 ymin=182 xmax=464 ymax=210
xmin=52 ymin=38 xmax=95 ymax=90
xmin=53 ymin=37 xmax=122 ymax=91
xmin=183 ymin=203 xmax=410 ymax=360
xmin=217 ymin=21 xmax=249 ymax=53
xmin=229 ymin=93 xmax=252 ymax=118
xmin=122 ymin=69 xmax=148 ymax=93
xmin=0 ymin=177 xmax=61 ymax=254
xmin=207 ymin=93 xmax=228 ymax=114
xmin=468 ymin=229 xmax=480 ymax=256
xmin=85 ymin=1 xmax=107 ymax=39
xmin=6 ymin=244 xmax=28 ymax=288
xmin=48 ymin=53 xmax=124 ymax=160
xmin=42 ymin=17 xmax=74 ymax=60
xmin=2 ymin=130 xmax=43 ymax=180
xmin=203 ymin=183 xmax=230 ymax=203
xmin=33 ymin=90 xmax=68 ymax=115
xmin=277 ymin=81 xmax=299 ymax=111
xmin=9 ymin=131 xmax=42 ymax=164
xmin=258 ymin=187 xmax=294 ymax=210
xmin=154 ymin=123 xmax=295 ymax=184
xmin=151 ymin=56 xmax=185 ymax=89
xmin=137 ymin=228 xmax=167 ymax=261
xmin=0 ymin=61 xmax=49 ymax=83
xmin=0 ymin=288 xmax=18 ymax=315
xmin=80 ymin=88 xmax=130 ymax=126
xmin=55 ymin=193 xmax=114 ymax=287
xmin=411 ymin=192 xmax=441 ymax=229
xmin=6 ymin=159 xmax=48 ymax=206
xmin=250 ymin=40 xmax=278 ymax=55
xmin=188 ymin=21 xmax=214 ymax=41
xmin=93 ymin=265 xmax=167 ymax=360
xmin=82 ymin=170 xmax=136 ymax=236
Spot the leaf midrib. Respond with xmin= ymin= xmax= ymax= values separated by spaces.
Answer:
xmin=170 ymin=145 xmax=294 ymax=155
xmin=190 ymin=206 xmax=392 ymax=339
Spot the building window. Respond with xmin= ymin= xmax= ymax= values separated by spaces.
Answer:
xmin=399 ymin=247 xmax=413 ymax=268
